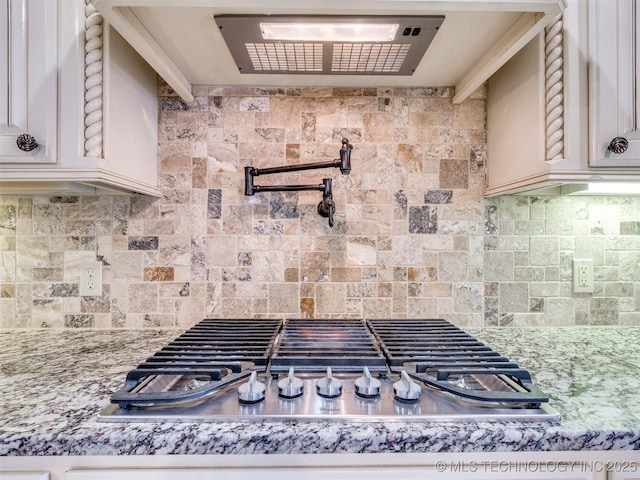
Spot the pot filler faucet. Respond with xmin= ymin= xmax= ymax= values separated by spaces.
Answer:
xmin=244 ymin=138 xmax=353 ymax=227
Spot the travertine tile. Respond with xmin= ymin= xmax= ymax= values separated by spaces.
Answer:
xmin=499 ymin=282 xmax=529 ymax=313
xmin=2 ymin=88 xmax=640 ymax=327
xmin=530 ymin=236 xmax=559 ymax=265
xmin=315 ymin=283 xmax=346 ymax=314
xmin=0 ymin=205 xmax=16 ymax=234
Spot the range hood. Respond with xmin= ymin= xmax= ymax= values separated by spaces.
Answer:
xmin=214 ymin=15 xmax=444 ymax=76
xmin=91 ymin=0 xmax=565 ymax=104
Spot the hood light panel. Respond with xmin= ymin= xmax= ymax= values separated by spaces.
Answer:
xmin=260 ymin=22 xmax=399 ymax=42
xmin=215 ymin=15 xmax=444 ymax=76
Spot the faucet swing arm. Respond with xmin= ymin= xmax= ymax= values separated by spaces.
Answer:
xmin=243 ymin=138 xmax=351 ymax=227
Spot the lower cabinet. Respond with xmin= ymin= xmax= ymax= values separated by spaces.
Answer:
xmin=0 ymin=473 xmax=49 ymax=480
xmin=67 ymin=467 xmax=439 ymax=480
xmin=609 ymin=472 xmax=640 ymax=480
xmin=64 ymin=466 xmax=599 ymax=480
xmin=3 ymin=452 xmax=639 ymax=480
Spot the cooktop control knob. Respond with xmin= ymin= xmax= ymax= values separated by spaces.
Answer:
xmin=277 ymin=367 xmax=304 ymax=398
xmin=238 ymin=371 xmax=267 ymax=403
xmin=393 ymin=370 xmax=421 ymax=402
xmin=316 ymin=367 xmax=343 ymax=398
xmin=355 ymin=366 xmax=381 ymax=397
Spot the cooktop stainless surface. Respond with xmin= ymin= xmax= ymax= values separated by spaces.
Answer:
xmin=98 ymin=318 xmax=560 ymax=423
xmin=99 ymin=372 xmax=559 ymax=423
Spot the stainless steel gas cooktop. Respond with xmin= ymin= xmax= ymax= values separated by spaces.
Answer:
xmin=98 ymin=318 xmax=560 ymax=423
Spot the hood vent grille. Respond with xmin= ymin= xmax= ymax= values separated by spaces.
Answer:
xmin=332 ymin=43 xmax=410 ymax=73
xmin=246 ymin=43 xmax=323 ymax=72
xmin=216 ymin=15 xmax=444 ymax=76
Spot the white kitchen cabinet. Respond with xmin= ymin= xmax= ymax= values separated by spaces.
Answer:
xmin=6 ymin=452 xmax=639 ymax=480
xmin=64 ymin=465 xmax=598 ymax=480
xmin=66 ymin=467 xmax=438 ymax=480
xmin=0 ymin=473 xmax=49 ymax=480
xmin=0 ymin=0 xmax=160 ymax=196
xmin=485 ymin=0 xmax=640 ymax=196
xmin=0 ymin=0 xmax=57 ymax=165
xmin=588 ymin=0 xmax=640 ymax=166
xmin=609 ymin=475 xmax=640 ymax=480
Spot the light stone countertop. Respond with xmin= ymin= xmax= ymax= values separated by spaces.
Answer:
xmin=0 ymin=326 xmax=639 ymax=456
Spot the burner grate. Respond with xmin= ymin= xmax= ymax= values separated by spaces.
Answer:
xmin=270 ymin=318 xmax=387 ymax=375
xmin=109 ymin=319 xmax=282 ymax=407
xmin=367 ymin=318 xmax=501 ymax=367
xmin=367 ymin=318 xmax=550 ymax=405
xmin=149 ymin=318 xmax=282 ymax=366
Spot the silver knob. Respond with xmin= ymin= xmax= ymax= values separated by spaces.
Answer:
xmin=355 ymin=367 xmax=381 ymax=397
xmin=277 ymin=367 xmax=304 ymax=398
xmin=393 ymin=370 xmax=421 ymax=402
xmin=608 ymin=137 xmax=629 ymax=155
xmin=238 ymin=371 xmax=266 ymax=403
xmin=316 ymin=367 xmax=342 ymax=398
xmin=16 ymin=134 xmax=38 ymax=152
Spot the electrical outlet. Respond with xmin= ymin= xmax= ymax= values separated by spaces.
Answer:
xmin=80 ymin=261 xmax=103 ymax=296
xmin=573 ymin=259 xmax=594 ymax=293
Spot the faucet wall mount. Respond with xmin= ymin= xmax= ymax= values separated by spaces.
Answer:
xmin=244 ymin=138 xmax=353 ymax=227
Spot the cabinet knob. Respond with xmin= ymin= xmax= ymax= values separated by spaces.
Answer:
xmin=607 ymin=137 xmax=629 ymax=155
xmin=16 ymin=133 xmax=39 ymax=152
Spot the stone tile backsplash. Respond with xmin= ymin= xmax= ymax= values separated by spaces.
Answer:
xmin=0 ymin=85 xmax=639 ymax=328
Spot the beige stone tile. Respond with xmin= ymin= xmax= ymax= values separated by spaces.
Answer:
xmin=0 ymin=298 xmax=16 ymax=327
xmin=6 ymin=87 xmax=640 ymax=328
xmin=315 ymin=283 xmax=346 ymax=314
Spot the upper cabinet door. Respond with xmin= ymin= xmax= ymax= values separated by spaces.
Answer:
xmin=589 ymin=0 xmax=640 ymax=166
xmin=0 ymin=0 xmax=56 ymax=164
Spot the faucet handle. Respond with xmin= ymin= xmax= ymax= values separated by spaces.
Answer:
xmin=317 ymin=197 xmax=335 ymax=227
xmin=317 ymin=178 xmax=335 ymax=227
xmin=339 ymin=138 xmax=352 ymax=174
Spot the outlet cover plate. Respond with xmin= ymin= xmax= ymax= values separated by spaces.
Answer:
xmin=80 ymin=261 xmax=103 ymax=296
xmin=573 ymin=259 xmax=594 ymax=293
